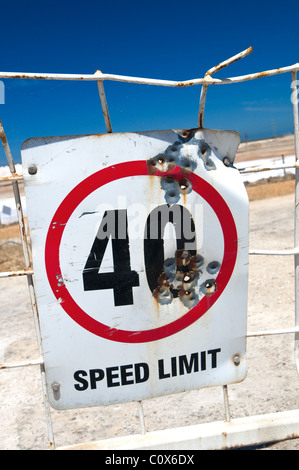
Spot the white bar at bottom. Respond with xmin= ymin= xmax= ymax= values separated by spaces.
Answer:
xmin=58 ymin=409 xmax=299 ymax=450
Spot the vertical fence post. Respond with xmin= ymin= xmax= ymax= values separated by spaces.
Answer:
xmin=96 ymin=74 xmax=112 ymax=133
xmin=0 ymin=117 xmax=56 ymax=448
xmin=291 ymin=71 xmax=299 ymax=374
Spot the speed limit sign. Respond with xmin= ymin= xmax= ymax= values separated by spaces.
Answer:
xmin=21 ymin=128 xmax=249 ymax=410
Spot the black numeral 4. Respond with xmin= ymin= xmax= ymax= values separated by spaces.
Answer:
xmin=83 ymin=210 xmax=140 ymax=306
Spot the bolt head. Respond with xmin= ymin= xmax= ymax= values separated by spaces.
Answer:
xmin=51 ymin=382 xmax=60 ymax=392
xmin=233 ymin=354 xmax=241 ymax=366
xmin=28 ymin=164 xmax=37 ymax=175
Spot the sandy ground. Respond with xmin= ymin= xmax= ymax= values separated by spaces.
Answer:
xmin=0 ymin=136 xmax=299 ymax=450
xmin=235 ymin=134 xmax=295 ymax=163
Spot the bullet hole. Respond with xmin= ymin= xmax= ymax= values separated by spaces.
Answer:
xmin=223 ymin=157 xmax=231 ymax=167
xmin=205 ymin=281 xmax=214 ymax=289
xmin=189 ymin=254 xmax=204 ymax=270
xmin=146 ymin=158 xmax=157 ymax=174
xmin=178 ymin=178 xmax=192 ymax=195
xmin=199 ymin=141 xmax=215 ymax=170
xmin=160 ymin=175 xmax=192 ymax=204
xmin=202 ymin=279 xmax=217 ymax=297
xmin=155 ymin=250 xmax=202 ymax=308
xmin=165 ymin=176 xmax=174 ymax=183
xmin=205 ymin=159 xmax=215 ymax=169
xmin=179 ymin=179 xmax=187 ymax=190
xmin=206 ymin=261 xmax=221 ymax=275
xmin=165 ymin=190 xmax=180 ymax=204
xmin=154 ymin=250 xmax=220 ymax=308
xmin=153 ymin=285 xmax=173 ymax=305
xmin=176 ymin=249 xmax=192 ymax=266
xmin=147 ymin=134 xmax=220 ymax=183
xmin=179 ymin=287 xmax=199 ymax=308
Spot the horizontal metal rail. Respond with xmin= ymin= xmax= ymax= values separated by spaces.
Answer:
xmin=0 ymin=45 xmax=298 ymax=135
xmin=0 ymin=357 xmax=43 ymax=370
xmin=0 ymin=58 xmax=299 ymax=87
xmin=0 ymin=45 xmax=296 ymax=132
xmin=247 ymin=327 xmax=299 ymax=337
xmin=57 ymin=409 xmax=299 ymax=450
xmin=239 ymin=162 xmax=298 ymax=173
xmin=249 ymin=248 xmax=299 ymax=255
xmin=0 ymin=269 xmax=34 ymax=278
xmin=0 ymin=174 xmax=23 ymax=184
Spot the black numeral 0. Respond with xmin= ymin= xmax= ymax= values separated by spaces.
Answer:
xmin=144 ymin=204 xmax=196 ymax=295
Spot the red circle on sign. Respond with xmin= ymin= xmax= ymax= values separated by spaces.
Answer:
xmin=45 ymin=161 xmax=238 ymax=343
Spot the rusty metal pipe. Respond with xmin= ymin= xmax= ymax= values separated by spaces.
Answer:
xmin=0 ymin=174 xmax=23 ymax=184
xmin=96 ymin=76 xmax=112 ymax=133
xmin=198 ymin=47 xmax=253 ymax=128
xmin=239 ymin=162 xmax=298 ymax=174
xmin=249 ymin=248 xmax=299 ymax=256
xmin=0 ymin=357 xmax=42 ymax=370
xmin=292 ymin=71 xmax=299 ymax=375
xmin=204 ymin=47 xmax=253 ymax=78
xmin=247 ymin=326 xmax=299 ymax=337
xmin=0 ymin=269 xmax=33 ymax=278
xmin=0 ymin=54 xmax=299 ymax=89
xmin=0 ymin=117 xmax=56 ymax=449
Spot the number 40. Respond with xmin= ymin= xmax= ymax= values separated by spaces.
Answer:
xmin=83 ymin=204 xmax=196 ymax=306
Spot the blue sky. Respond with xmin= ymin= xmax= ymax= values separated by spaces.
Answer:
xmin=0 ymin=0 xmax=299 ymax=165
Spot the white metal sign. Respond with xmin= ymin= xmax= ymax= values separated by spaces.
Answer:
xmin=21 ymin=128 xmax=249 ymax=410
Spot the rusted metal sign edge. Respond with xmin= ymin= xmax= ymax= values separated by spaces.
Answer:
xmin=57 ymin=409 xmax=299 ymax=450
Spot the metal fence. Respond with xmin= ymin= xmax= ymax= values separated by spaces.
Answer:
xmin=0 ymin=47 xmax=299 ymax=450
